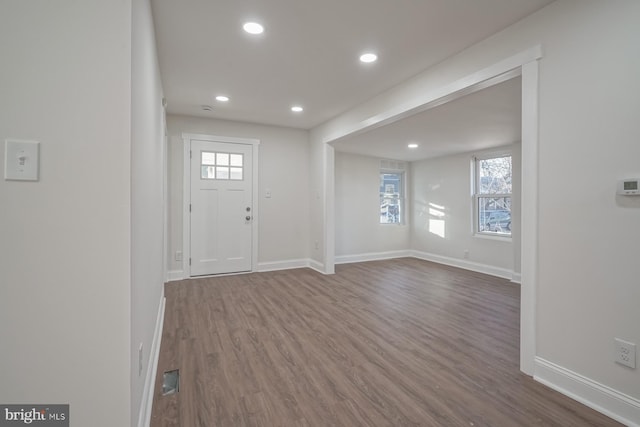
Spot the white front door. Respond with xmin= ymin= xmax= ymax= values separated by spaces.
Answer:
xmin=189 ymin=139 xmax=253 ymax=276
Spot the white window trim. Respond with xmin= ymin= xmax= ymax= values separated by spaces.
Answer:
xmin=472 ymin=152 xmax=512 ymax=239
xmin=379 ymin=167 xmax=407 ymax=226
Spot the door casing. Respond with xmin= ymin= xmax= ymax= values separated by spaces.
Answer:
xmin=182 ymin=133 xmax=260 ymax=277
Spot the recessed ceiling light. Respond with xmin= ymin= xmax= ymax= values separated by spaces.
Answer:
xmin=408 ymin=143 xmax=419 ymax=148
xmin=243 ymin=22 xmax=264 ymax=35
xmin=215 ymin=95 xmax=229 ymax=102
xmin=359 ymin=52 xmax=378 ymax=63
xmin=202 ymin=105 xmax=213 ymax=111
xmin=291 ymin=105 xmax=304 ymax=113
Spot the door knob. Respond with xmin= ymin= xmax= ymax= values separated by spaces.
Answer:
xmin=246 ymin=216 xmax=251 ymax=221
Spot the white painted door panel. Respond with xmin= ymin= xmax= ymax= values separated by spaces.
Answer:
xmin=190 ymin=140 xmax=252 ymax=276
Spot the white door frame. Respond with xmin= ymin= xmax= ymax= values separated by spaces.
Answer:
xmin=323 ymin=46 xmax=541 ymax=375
xmin=182 ymin=133 xmax=260 ymax=277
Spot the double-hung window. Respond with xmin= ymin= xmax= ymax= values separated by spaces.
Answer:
xmin=379 ymin=161 xmax=406 ymax=225
xmin=474 ymin=154 xmax=512 ymax=236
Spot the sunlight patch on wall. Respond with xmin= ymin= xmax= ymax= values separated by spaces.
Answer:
xmin=428 ymin=202 xmax=446 ymax=238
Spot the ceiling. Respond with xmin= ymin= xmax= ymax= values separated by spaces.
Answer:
xmin=331 ymin=76 xmax=522 ymax=162
xmin=151 ymin=0 xmax=553 ymax=131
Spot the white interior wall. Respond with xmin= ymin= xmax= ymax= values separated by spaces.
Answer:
xmin=335 ymin=152 xmax=410 ymax=260
xmin=334 ymin=145 xmax=519 ymax=277
xmin=308 ymin=131 xmax=329 ymax=271
xmin=0 ymin=2 xmax=133 ymax=426
xmin=411 ymin=145 xmax=520 ymax=276
xmin=131 ymin=0 xmax=166 ymax=424
xmin=532 ymin=0 xmax=639 ymax=402
xmin=311 ymin=0 xmax=640 ymax=420
xmin=166 ymin=115 xmax=310 ymax=275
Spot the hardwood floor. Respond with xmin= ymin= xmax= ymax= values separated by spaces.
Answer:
xmin=150 ymin=258 xmax=621 ymax=426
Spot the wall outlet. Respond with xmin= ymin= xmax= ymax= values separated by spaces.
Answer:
xmin=175 ymin=251 xmax=183 ymax=262
xmin=463 ymin=249 xmax=469 ymax=259
xmin=614 ymin=338 xmax=636 ymax=369
xmin=138 ymin=343 xmax=144 ymax=376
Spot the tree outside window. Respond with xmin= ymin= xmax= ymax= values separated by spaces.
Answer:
xmin=475 ymin=155 xmax=512 ymax=236
xmin=380 ymin=172 xmax=404 ymax=224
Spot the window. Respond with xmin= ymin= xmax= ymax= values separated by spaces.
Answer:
xmin=201 ymin=151 xmax=244 ymax=180
xmin=380 ymin=171 xmax=404 ymax=224
xmin=474 ymin=154 xmax=512 ymax=236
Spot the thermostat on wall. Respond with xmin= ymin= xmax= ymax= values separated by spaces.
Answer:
xmin=617 ymin=178 xmax=640 ymax=195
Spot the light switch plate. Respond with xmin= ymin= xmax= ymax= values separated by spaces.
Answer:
xmin=5 ymin=139 xmax=39 ymax=181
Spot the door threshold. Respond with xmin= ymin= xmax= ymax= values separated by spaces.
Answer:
xmin=189 ymin=270 xmax=252 ymax=279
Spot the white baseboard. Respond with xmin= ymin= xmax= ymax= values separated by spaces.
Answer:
xmin=257 ymin=258 xmax=310 ymax=272
xmin=334 ymin=250 xmax=515 ymax=281
xmin=170 ymin=253 xmax=514 ymax=280
xmin=534 ymin=357 xmax=640 ymax=427
xmin=511 ymin=272 xmax=522 ymax=284
xmin=308 ymin=259 xmax=325 ymax=274
xmin=137 ymin=293 xmax=166 ymax=427
xmin=172 ymin=252 xmax=516 ymax=281
xmin=168 ymin=260 xmax=331 ymax=277
xmin=411 ymin=250 xmax=513 ymax=280
xmin=335 ymin=250 xmax=413 ymax=265
xmin=166 ymin=270 xmax=184 ymax=282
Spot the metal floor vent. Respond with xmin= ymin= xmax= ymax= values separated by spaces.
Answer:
xmin=162 ymin=369 xmax=180 ymax=396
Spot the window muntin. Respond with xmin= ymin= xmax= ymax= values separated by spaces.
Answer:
xmin=380 ymin=172 xmax=404 ymax=224
xmin=475 ymin=155 xmax=512 ymax=236
xmin=201 ymin=151 xmax=244 ymax=180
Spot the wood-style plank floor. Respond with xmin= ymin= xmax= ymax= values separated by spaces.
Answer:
xmin=150 ymin=258 xmax=621 ymax=426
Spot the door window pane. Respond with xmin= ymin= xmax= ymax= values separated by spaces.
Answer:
xmin=215 ymin=167 xmax=229 ymax=180
xmin=202 ymin=152 xmax=216 ymax=165
xmin=201 ymin=165 xmax=215 ymax=179
xmin=201 ymin=150 xmax=245 ymax=180
xmin=216 ymin=152 xmax=229 ymax=166
xmin=230 ymin=167 xmax=243 ymax=180
xmin=230 ymin=154 xmax=243 ymax=167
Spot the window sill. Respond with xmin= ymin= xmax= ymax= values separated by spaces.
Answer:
xmin=473 ymin=232 xmax=512 ymax=242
